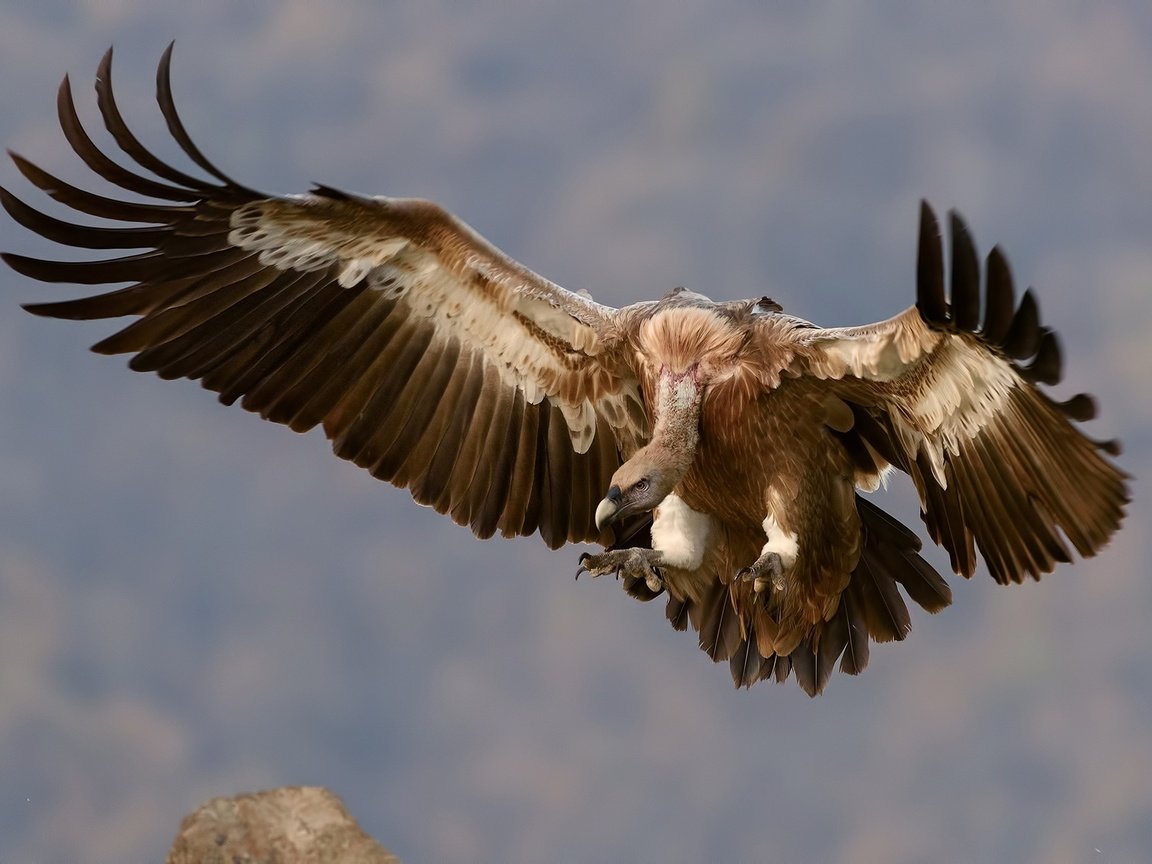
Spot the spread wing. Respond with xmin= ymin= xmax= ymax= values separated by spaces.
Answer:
xmin=798 ymin=202 xmax=1128 ymax=584
xmin=1 ymin=46 xmax=649 ymax=548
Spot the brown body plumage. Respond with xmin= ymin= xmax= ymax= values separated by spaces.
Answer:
xmin=2 ymin=47 xmax=1129 ymax=695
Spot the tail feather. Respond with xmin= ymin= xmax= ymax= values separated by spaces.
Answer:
xmin=790 ymin=609 xmax=853 ymax=696
xmin=666 ymin=595 xmax=690 ymax=631
xmin=729 ymin=631 xmax=766 ymax=688
xmin=697 ymin=585 xmax=743 ymax=663
xmin=839 ymin=594 xmax=870 ymax=676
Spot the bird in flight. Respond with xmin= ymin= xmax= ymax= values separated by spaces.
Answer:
xmin=2 ymin=47 xmax=1128 ymax=695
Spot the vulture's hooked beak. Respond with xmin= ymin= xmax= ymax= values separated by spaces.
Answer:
xmin=594 ymin=485 xmax=624 ymax=531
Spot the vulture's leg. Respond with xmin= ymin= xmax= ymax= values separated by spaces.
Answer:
xmin=738 ymin=551 xmax=786 ymax=595
xmin=739 ymin=511 xmax=799 ymax=596
xmin=576 ymin=548 xmax=666 ymax=593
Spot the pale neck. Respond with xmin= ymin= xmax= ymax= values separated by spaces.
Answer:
xmin=647 ymin=366 xmax=703 ymax=473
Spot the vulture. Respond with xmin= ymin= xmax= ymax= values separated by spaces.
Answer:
xmin=2 ymin=47 xmax=1129 ymax=695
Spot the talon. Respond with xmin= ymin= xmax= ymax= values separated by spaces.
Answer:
xmin=752 ymin=573 xmax=786 ymax=595
xmin=740 ymin=551 xmax=787 ymax=598
xmin=575 ymin=552 xmax=592 ymax=580
xmin=573 ymin=547 xmax=666 ymax=589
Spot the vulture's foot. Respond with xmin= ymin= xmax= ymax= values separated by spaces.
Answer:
xmin=577 ymin=548 xmax=665 ymax=593
xmin=738 ymin=551 xmax=786 ymax=596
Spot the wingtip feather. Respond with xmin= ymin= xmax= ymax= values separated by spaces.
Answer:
xmin=948 ymin=208 xmax=981 ymax=332
xmin=916 ymin=200 xmax=947 ymax=323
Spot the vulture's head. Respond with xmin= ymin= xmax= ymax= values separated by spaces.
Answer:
xmin=595 ymin=453 xmax=677 ymax=530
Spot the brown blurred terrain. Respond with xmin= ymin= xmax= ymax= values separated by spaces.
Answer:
xmin=1 ymin=3 xmax=1150 ymax=863
xmin=167 ymin=787 xmax=400 ymax=864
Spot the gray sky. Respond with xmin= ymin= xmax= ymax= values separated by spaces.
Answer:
xmin=1 ymin=2 xmax=1150 ymax=862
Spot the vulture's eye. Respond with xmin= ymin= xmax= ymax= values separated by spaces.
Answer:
xmin=634 ymin=478 xmax=650 ymax=493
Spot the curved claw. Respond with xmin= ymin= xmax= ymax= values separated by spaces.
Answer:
xmin=738 ymin=551 xmax=786 ymax=598
xmin=574 ymin=547 xmax=665 ymax=587
xmin=575 ymin=552 xmax=592 ymax=580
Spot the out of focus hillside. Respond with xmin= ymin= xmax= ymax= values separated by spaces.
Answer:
xmin=1 ymin=3 xmax=1149 ymax=863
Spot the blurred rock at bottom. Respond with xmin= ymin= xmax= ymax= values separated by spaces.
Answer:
xmin=166 ymin=786 xmax=400 ymax=864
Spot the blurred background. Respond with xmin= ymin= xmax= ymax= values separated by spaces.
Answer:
xmin=1 ymin=2 xmax=1150 ymax=862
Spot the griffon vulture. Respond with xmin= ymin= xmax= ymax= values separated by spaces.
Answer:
xmin=2 ymin=47 xmax=1128 ymax=695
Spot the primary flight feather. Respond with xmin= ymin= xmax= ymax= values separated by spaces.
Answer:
xmin=3 ymin=46 xmax=1128 ymax=695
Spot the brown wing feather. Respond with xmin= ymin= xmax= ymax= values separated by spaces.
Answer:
xmin=2 ymin=47 xmax=647 ymax=548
